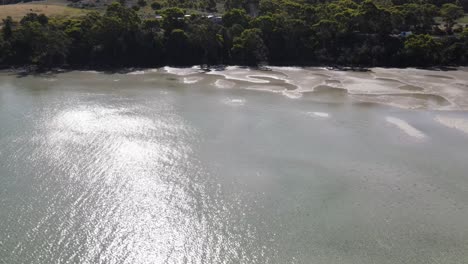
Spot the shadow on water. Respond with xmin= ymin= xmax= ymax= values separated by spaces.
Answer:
xmin=9 ymin=67 xmax=155 ymax=78
xmin=11 ymin=68 xmax=67 ymax=78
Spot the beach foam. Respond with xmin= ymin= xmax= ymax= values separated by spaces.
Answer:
xmin=435 ymin=116 xmax=468 ymax=135
xmin=223 ymin=98 xmax=246 ymax=106
xmin=127 ymin=70 xmax=146 ymax=75
xmin=183 ymin=77 xmax=203 ymax=84
xmin=245 ymin=85 xmax=285 ymax=93
xmin=207 ymin=67 xmax=286 ymax=84
xmin=310 ymin=112 xmax=330 ymax=118
xmin=163 ymin=66 xmax=203 ymax=76
xmin=214 ymin=79 xmax=236 ymax=89
xmin=386 ymin=117 xmax=426 ymax=139
xmin=282 ymin=90 xmax=302 ymax=99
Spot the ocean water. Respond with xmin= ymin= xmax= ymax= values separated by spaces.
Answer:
xmin=1 ymin=68 xmax=468 ymax=264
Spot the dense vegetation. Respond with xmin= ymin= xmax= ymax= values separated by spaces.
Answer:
xmin=1 ymin=0 xmax=468 ymax=68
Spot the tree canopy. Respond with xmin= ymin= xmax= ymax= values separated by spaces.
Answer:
xmin=0 ymin=0 xmax=467 ymax=68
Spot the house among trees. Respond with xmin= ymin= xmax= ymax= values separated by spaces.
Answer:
xmin=206 ymin=15 xmax=222 ymax=24
xmin=399 ymin=31 xmax=413 ymax=37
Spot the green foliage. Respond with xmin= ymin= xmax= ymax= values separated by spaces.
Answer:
xmin=1 ymin=0 xmax=468 ymax=68
xmin=188 ymin=18 xmax=224 ymax=64
xmin=250 ymin=15 xmax=275 ymax=32
xmin=404 ymin=34 xmax=441 ymax=65
xmin=390 ymin=4 xmax=437 ymax=32
xmin=106 ymin=2 xmax=141 ymax=27
xmin=0 ymin=34 xmax=8 ymax=65
xmin=2 ymin=17 xmax=14 ymax=40
xmin=232 ymin=28 xmax=268 ymax=65
xmin=355 ymin=0 xmax=393 ymax=34
xmin=167 ymin=29 xmax=192 ymax=64
xmin=440 ymin=3 xmax=464 ymax=28
xmin=143 ymin=18 xmax=161 ymax=30
xmin=222 ymin=8 xmax=249 ymax=28
xmin=20 ymin=13 xmax=49 ymax=26
xmin=151 ymin=1 xmax=163 ymax=10
xmin=258 ymin=0 xmax=281 ymax=14
xmin=224 ymin=0 xmax=246 ymax=11
xmin=11 ymin=18 xmax=70 ymax=67
xmin=161 ymin=7 xmax=185 ymax=32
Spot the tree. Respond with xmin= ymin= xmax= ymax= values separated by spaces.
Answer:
xmin=188 ymin=19 xmax=224 ymax=64
xmin=404 ymin=34 xmax=440 ymax=65
xmin=206 ymin=0 xmax=217 ymax=12
xmin=392 ymin=4 xmax=437 ymax=33
xmin=63 ymin=12 xmax=101 ymax=65
xmin=161 ymin=7 xmax=185 ymax=32
xmin=0 ymin=0 xmax=467 ymax=68
xmin=92 ymin=3 xmax=142 ymax=65
xmin=10 ymin=17 xmax=70 ymax=67
xmin=355 ymin=0 xmax=392 ymax=34
xmin=250 ymin=15 xmax=287 ymax=63
xmin=224 ymin=0 xmax=245 ymax=11
xmin=312 ymin=19 xmax=340 ymax=62
xmin=231 ymin=28 xmax=268 ymax=65
xmin=258 ymin=0 xmax=281 ymax=14
xmin=0 ymin=34 xmax=10 ymax=65
xmin=166 ymin=29 xmax=192 ymax=65
xmin=20 ymin=13 xmax=48 ymax=25
xmin=138 ymin=18 xmax=165 ymax=66
xmin=143 ymin=18 xmax=161 ymax=32
xmin=151 ymin=1 xmax=162 ymax=10
xmin=440 ymin=3 xmax=464 ymax=30
xmin=106 ymin=2 xmax=141 ymax=26
xmin=2 ymin=16 xmax=13 ymax=40
xmin=222 ymin=8 xmax=249 ymax=28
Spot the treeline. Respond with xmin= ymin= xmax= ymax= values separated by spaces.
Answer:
xmin=0 ymin=0 xmax=468 ymax=68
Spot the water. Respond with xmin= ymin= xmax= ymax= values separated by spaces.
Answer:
xmin=1 ymin=68 xmax=468 ymax=264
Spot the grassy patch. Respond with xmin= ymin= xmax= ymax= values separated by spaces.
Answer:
xmin=0 ymin=3 xmax=87 ymax=21
xmin=29 ymin=0 xmax=71 ymax=6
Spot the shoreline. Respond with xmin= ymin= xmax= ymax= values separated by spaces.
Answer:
xmin=2 ymin=65 xmax=468 ymax=112
xmin=0 ymin=64 xmax=466 ymax=76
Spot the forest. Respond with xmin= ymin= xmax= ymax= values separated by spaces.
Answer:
xmin=0 ymin=0 xmax=467 ymax=68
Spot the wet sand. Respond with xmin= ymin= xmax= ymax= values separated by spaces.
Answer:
xmin=160 ymin=66 xmax=468 ymax=111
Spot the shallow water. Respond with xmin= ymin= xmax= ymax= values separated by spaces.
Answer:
xmin=1 ymin=68 xmax=468 ymax=264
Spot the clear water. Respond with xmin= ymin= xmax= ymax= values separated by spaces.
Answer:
xmin=1 ymin=69 xmax=468 ymax=264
